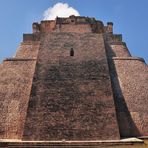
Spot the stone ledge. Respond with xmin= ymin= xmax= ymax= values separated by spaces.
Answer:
xmin=113 ymin=57 xmax=145 ymax=63
xmin=109 ymin=42 xmax=126 ymax=46
xmin=139 ymin=136 xmax=148 ymax=140
xmin=0 ymin=138 xmax=144 ymax=147
xmin=21 ymin=41 xmax=40 ymax=45
xmin=4 ymin=58 xmax=37 ymax=61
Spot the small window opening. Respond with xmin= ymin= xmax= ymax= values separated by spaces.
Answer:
xmin=71 ymin=20 xmax=75 ymax=23
xmin=70 ymin=48 xmax=74 ymax=56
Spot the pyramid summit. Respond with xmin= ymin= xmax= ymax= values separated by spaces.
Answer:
xmin=0 ymin=16 xmax=148 ymax=146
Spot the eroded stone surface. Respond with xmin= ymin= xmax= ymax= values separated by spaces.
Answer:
xmin=23 ymin=33 xmax=120 ymax=140
xmin=0 ymin=16 xmax=147 ymax=141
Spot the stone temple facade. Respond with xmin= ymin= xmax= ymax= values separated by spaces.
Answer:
xmin=0 ymin=16 xmax=148 ymax=142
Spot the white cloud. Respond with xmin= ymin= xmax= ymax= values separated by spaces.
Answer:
xmin=43 ymin=3 xmax=80 ymax=20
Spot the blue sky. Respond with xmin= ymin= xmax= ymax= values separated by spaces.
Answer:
xmin=0 ymin=0 xmax=148 ymax=63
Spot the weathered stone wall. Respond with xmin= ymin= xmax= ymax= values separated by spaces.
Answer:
xmin=32 ymin=16 xmax=106 ymax=34
xmin=15 ymin=41 xmax=40 ymax=59
xmin=0 ymin=16 xmax=147 ymax=141
xmin=105 ymin=32 xmax=148 ymax=138
xmin=0 ymin=39 xmax=40 ymax=139
xmin=23 ymin=34 xmax=40 ymax=42
xmin=57 ymin=24 xmax=92 ymax=33
xmin=40 ymin=21 xmax=56 ymax=32
xmin=0 ymin=59 xmax=37 ymax=139
xmin=107 ymin=43 xmax=131 ymax=57
xmin=23 ymin=32 xmax=120 ymax=140
xmin=111 ymin=58 xmax=148 ymax=137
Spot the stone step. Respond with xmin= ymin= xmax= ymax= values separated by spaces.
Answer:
xmin=0 ymin=139 xmax=144 ymax=148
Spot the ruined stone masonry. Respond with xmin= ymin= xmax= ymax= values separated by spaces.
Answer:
xmin=0 ymin=15 xmax=148 ymax=142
